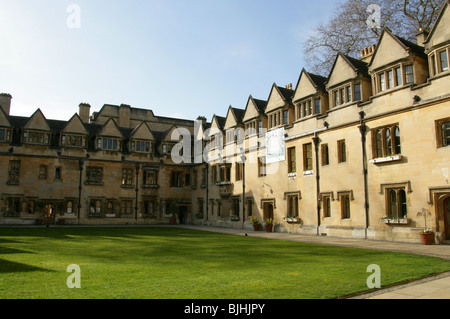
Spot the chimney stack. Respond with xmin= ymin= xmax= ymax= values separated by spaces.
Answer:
xmin=285 ymin=83 xmax=293 ymax=90
xmin=360 ymin=44 xmax=376 ymax=63
xmin=0 ymin=93 xmax=12 ymax=115
xmin=78 ymin=103 xmax=91 ymax=123
xmin=416 ymin=28 xmax=429 ymax=46
xmin=119 ymin=104 xmax=131 ymax=128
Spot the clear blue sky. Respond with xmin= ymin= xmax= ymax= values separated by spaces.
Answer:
xmin=0 ymin=0 xmax=337 ymax=122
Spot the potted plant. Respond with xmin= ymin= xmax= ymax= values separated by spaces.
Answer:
xmin=417 ymin=208 xmax=434 ymax=245
xmin=265 ymin=218 xmax=273 ymax=232
xmin=251 ymin=216 xmax=261 ymax=231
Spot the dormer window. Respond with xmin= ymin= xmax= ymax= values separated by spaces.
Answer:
xmin=0 ymin=128 xmax=11 ymax=142
xmin=97 ymin=137 xmax=121 ymax=151
xmin=23 ymin=130 xmax=50 ymax=145
xmin=331 ymin=83 xmax=361 ymax=108
xmin=131 ymin=139 xmax=152 ymax=153
xmin=61 ymin=134 xmax=86 ymax=148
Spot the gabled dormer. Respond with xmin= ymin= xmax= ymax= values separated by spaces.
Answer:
xmin=207 ymin=114 xmax=226 ymax=150
xmin=424 ymin=0 xmax=450 ymax=78
xmin=0 ymin=107 xmax=12 ymax=143
xmin=61 ymin=113 xmax=88 ymax=148
xmin=159 ymin=124 xmax=180 ymax=156
xmin=96 ymin=118 xmax=123 ymax=151
xmin=368 ymin=28 xmax=428 ymax=95
xmin=243 ymin=95 xmax=267 ymax=136
xmin=293 ymin=69 xmax=329 ymax=120
xmin=22 ymin=109 xmax=52 ymax=146
xmin=326 ymin=53 xmax=371 ymax=109
xmin=265 ymin=83 xmax=295 ymax=130
xmin=129 ymin=121 xmax=155 ymax=154
xmin=224 ymin=106 xmax=245 ymax=145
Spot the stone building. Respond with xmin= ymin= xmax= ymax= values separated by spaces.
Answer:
xmin=1 ymin=1 xmax=449 ymax=243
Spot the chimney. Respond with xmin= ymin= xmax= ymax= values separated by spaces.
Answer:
xmin=119 ymin=104 xmax=131 ymax=128
xmin=416 ymin=28 xmax=429 ymax=46
xmin=285 ymin=83 xmax=293 ymax=90
xmin=0 ymin=93 xmax=12 ymax=115
xmin=360 ymin=44 xmax=376 ymax=63
xmin=78 ymin=103 xmax=91 ymax=123
xmin=196 ymin=116 xmax=207 ymax=126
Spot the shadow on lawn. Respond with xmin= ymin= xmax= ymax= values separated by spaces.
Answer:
xmin=0 ymin=258 xmax=52 ymax=274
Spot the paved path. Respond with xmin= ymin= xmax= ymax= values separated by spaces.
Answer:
xmin=177 ymin=225 xmax=450 ymax=299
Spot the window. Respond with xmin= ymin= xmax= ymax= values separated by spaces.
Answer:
xmin=219 ymin=165 xmax=231 ymax=182
xmin=321 ymin=144 xmax=329 ymax=166
xmin=334 ymin=91 xmax=339 ymax=107
xmin=98 ymin=137 xmax=121 ymax=151
xmin=395 ymin=67 xmax=402 ymax=86
xmin=122 ymin=169 xmax=133 ymax=186
xmin=23 ymin=130 xmax=50 ymax=145
xmin=405 ymin=65 xmax=414 ymax=84
xmin=258 ymin=157 xmax=266 ymax=177
xmin=143 ymin=169 xmax=158 ymax=186
xmin=55 ymin=167 xmax=62 ymax=181
xmin=121 ymin=200 xmax=133 ymax=215
xmin=247 ymin=199 xmax=253 ymax=217
xmin=322 ymin=195 xmax=331 ymax=218
xmin=5 ymin=197 xmax=21 ymax=215
xmin=86 ymin=167 xmax=103 ymax=184
xmin=436 ymin=118 xmax=450 ymax=148
xmin=303 ymin=143 xmax=313 ymax=171
xmin=439 ymin=50 xmax=449 ymax=72
xmin=7 ymin=160 xmax=20 ymax=185
xmin=288 ymin=147 xmax=296 ymax=173
xmin=171 ymin=171 xmax=182 ymax=187
xmin=387 ymin=70 xmax=394 ymax=89
xmin=372 ymin=125 xmax=401 ymax=158
xmin=235 ymin=163 xmax=243 ymax=181
xmin=387 ymin=188 xmax=407 ymax=219
xmin=66 ymin=201 xmax=73 ymax=214
xmin=192 ymin=169 xmax=198 ymax=187
xmin=0 ymin=128 xmax=11 ymax=142
xmin=314 ymin=98 xmax=321 ymax=114
xmin=131 ymin=140 xmax=152 ymax=153
xmin=346 ymin=86 xmax=352 ymax=103
xmin=341 ymin=194 xmax=351 ymax=219
xmin=185 ymin=173 xmax=191 ymax=187
xmin=89 ymin=199 xmax=103 ymax=216
xmin=380 ymin=73 xmax=386 ymax=91
xmin=62 ymin=134 xmax=86 ymax=148
xmin=354 ymin=84 xmax=361 ymax=101
xmin=39 ymin=165 xmax=47 ymax=180
xmin=286 ymin=195 xmax=299 ymax=217
xmin=283 ymin=110 xmax=289 ymax=125
xmin=337 ymin=140 xmax=346 ymax=163
xmin=198 ymin=198 xmax=204 ymax=216
xmin=144 ymin=200 xmax=158 ymax=217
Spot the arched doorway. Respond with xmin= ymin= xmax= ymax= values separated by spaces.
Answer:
xmin=444 ymin=196 xmax=450 ymax=240
xmin=264 ymin=203 xmax=274 ymax=221
xmin=43 ymin=203 xmax=57 ymax=224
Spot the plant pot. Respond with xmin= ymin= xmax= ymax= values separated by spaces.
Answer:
xmin=170 ymin=218 xmax=176 ymax=225
xmin=419 ymin=232 xmax=434 ymax=245
xmin=57 ymin=219 xmax=65 ymax=225
xmin=253 ymin=224 xmax=261 ymax=231
xmin=265 ymin=225 xmax=273 ymax=232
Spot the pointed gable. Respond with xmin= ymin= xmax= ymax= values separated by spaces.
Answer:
xmin=98 ymin=118 xmax=123 ymax=138
xmin=243 ymin=95 xmax=267 ymax=122
xmin=62 ymin=114 xmax=88 ymax=135
xmin=293 ymin=69 xmax=328 ymax=102
xmin=24 ymin=109 xmax=51 ymax=131
xmin=326 ymin=53 xmax=366 ymax=89
xmin=425 ymin=0 xmax=450 ymax=50
xmin=224 ymin=106 xmax=245 ymax=130
xmin=265 ymin=83 xmax=294 ymax=113
xmin=131 ymin=121 xmax=154 ymax=140
xmin=369 ymin=28 xmax=425 ymax=72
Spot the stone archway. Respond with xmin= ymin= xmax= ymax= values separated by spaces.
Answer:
xmin=442 ymin=195 xmax=450 ymax=240
xmin=264 ymin=202 xmax=274 ymax=221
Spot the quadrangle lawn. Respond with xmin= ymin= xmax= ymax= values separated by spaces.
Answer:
xmin=0 ymin=226 xmax=449 ymax=299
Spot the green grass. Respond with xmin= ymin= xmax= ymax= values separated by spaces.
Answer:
xmin=0 ymin=227 xmax=449 ymax=299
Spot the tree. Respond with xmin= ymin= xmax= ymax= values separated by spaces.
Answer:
xmin=303 ymin=0 xmax=446 ymax=76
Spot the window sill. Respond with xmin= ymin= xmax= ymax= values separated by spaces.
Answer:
xmin=369 ymin=154 xmax=402 ymax=164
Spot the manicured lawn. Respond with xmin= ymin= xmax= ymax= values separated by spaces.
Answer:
xmin=0 ymin=226 xmax=449 ymax=299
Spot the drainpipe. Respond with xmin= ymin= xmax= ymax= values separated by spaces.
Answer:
xmin=312 ymin=133 xmax=321 ymax=236
xmin=205 ymin=162 xmax=209 ymax=222
xmin=358 ymin=111 xmax=370 ymax=239
xmin=135 ymin=163 xmax=140 ymax=223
